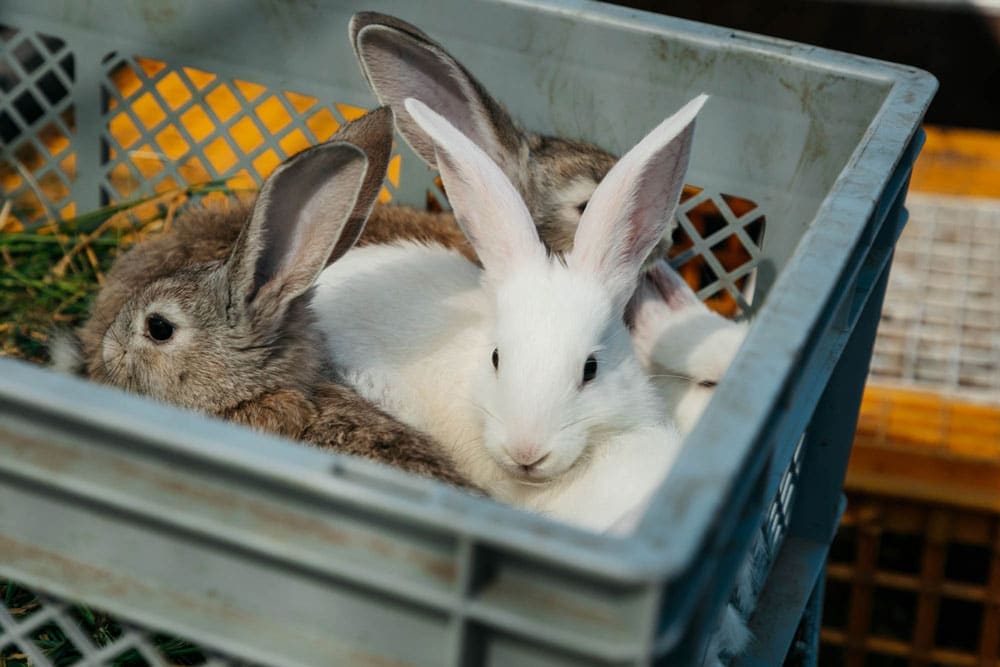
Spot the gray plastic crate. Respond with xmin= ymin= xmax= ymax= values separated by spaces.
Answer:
xmin=0 ymin=1 xmax=934 ymax=665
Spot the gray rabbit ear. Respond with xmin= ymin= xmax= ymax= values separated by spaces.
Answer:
xmin=324 ymin=106 xmax=395 ymax=265
xmin=350 ymin=12 xmax=526 ymax=180
xmin=227 ymin=141 xmax=368 ymax=323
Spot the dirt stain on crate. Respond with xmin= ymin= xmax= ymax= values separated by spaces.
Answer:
xmin=478 ymin=578 xmax=625 ymax=632
xmin=0 ymin=535 xmax=155 ymax=601
xmin=135 ymin=0 xmax=180 ymax=25
xmin=0 ymin=427 xmax=458 ymax=585
xmin=779 ymin=77 xmax=833 ymax=170
xmin=653 ymin=39 xmax=717 ymax=87
xmin=0 ymin=426 xmax=84 ymax=474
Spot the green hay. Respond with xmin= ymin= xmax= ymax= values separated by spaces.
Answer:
xmin=0 ymin=182 xmax=245 ymax=363
xmin=0 ymin=581 xmax=208 ymax=666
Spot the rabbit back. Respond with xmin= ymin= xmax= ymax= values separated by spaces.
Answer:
xmin=314 ymin=240 xmax=498 ymax=484
xmin=358 ymin=204 xmax=477 ymax=263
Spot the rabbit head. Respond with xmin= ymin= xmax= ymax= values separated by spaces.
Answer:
xmin=629 ymin=259 xmax=749 ymax=434
xmin=405 ymin=94 xmax=706 ymax=481
xmin=350 ymin=12 xmax=665 ymax=257
xmin=52 ymin=109 xmax=394 ymax=415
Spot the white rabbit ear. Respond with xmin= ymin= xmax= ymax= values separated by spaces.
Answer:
xmin=646 ymin=259 xmax=702 ymax=311
xmin=570 ymin=94 xmax=707 ymax=311
xmin=404 ymin=97 xmax=545 ymax=279
xmin=625 ymin=259 xmax=702 ymax=330
xmin=351 ymin=12 xmax=525 ymax=178
xmin=227 ymin=142 xmax=368 ymax=323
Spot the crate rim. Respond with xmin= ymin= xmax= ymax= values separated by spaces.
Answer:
xmin=0 ymin=0 xmax=938 ymax=584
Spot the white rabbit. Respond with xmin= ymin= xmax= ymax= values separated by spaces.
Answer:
xmin=628 ymin=260 xmax=762 ymax=665
xmin=315 ymin=94 xmax=756 ymax=665
xmin=629 ymin=259 xmax=750 ymax=434
xmin=314 ymin=94 xmax=706 ymax=532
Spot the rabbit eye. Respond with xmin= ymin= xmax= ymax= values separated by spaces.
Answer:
xmin=491 ymin=347 xmax=499 ymax=371
xmin=576 ymin=201 xmax=588 ymax=215
xmin=582 ymin=354 xmax=598 ymax=384
xmin=698 ymin=379 xmax=718 ymax=388
xmin=146 ymin=314 xmax=174 ymax=342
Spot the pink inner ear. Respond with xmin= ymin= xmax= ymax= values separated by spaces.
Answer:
xmin=569 ymin=94 xmax=706 ymax=305
xmin=359 ymin=25 xmax=515 ymax=173
xmin=405 ymin=97 xmax=544 ymax=277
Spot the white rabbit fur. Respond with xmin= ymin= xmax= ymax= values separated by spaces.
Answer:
xmin=629 ymin=258 xmax=749 ymax=434
xmin=314 ymin=94 xmax=707 ymax=532
xmin=628 ymin=260 xmax=763 ymax=665
xmin=324 ymin=241 xmax=678 ymax=531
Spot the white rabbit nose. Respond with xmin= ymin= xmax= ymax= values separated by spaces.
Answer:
xmin=506 ymin=442 xmax=548 ymax=469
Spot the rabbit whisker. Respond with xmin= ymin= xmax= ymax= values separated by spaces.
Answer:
xmin=465 ymin=398 xmax=500 ymax=424
xmin=646 ymin=372 xmax=698 ymax=382
xmin=105 ymin=352 xmax=126 ymax=387
xmin=448 ymin=434 xmax=485 ymax=455
xmin=560 ymin=414 xmax=599 ymax=431
xmin=235 ymin=343 xmax=274 ymax=353
xmin=513 ymin=477 xmax=553 ymax=488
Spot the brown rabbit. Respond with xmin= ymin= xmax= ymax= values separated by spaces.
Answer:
xmin=50 ymin=108 xmax=472 ymax=488
xmin=348 ymin=12 xmax=672 ymax=264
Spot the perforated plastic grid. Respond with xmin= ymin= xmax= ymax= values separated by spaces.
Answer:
xmin=822 ymin=495 xmax=1000 ymax=665
xmin=0 ymin=44 xmax=767 ymax=319
xmin=767 ymin=435 xmax=806 ymax=561
xmin=99 ymin=54 xmax=401 ymax=204
xmin=671 ymin=187 xmax=766 ymax=318
xmin=0 ymin=23 xmax=76 ymax=224
xmin=0 ymin=583 xmax=247 ymax=667
xmin=737 ymin=433 xmax=805 ymax=617
xmin=872 ymin=194 xmax=1000 ymax=403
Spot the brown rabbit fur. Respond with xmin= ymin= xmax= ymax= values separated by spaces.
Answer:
xmin=358 ymin=205 xmax=475 ymax=263
xmin=52 ymin=109 xmax=472 ymax=488
xmin=349 ymin=12 xmax=670 ymax=263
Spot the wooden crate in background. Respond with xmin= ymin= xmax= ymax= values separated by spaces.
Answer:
xmin=821 ymin=190 xmax=1000 ymax=667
